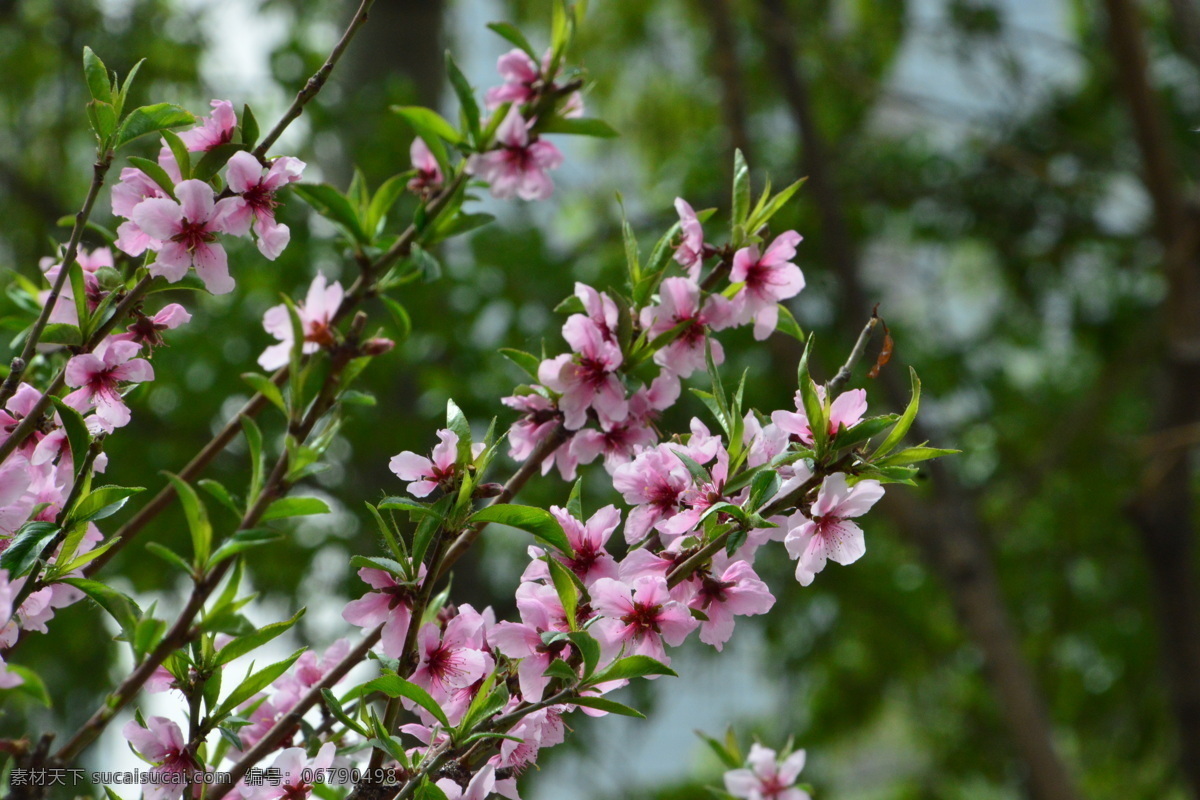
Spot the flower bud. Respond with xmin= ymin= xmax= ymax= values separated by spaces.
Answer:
xmin=362 ymin=337 xmax=395 ymax=356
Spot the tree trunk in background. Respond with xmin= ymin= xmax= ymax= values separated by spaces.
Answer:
xmin=346 ymin=0 xmax=445 ymax=109
xmin=695 ymin=0 xmax=754 ymax=164
xmin=1102 ymin=1 xmax=1200 ymax=796
xmin=751 ymin=1 xmax=1084 ymax=798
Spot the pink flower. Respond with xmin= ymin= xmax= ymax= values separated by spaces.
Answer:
xmin=589 ymin=575 xmax=698 ymax=664
xmin=724 ymin=744 xmax=810 ymax=800
xmin=611 ymin=446 xmax=690 ymax=543
xmin=521 ymin=504 xmax=622 ymax=587
xmin=122 ymin=717 xmax=200 ymax=800
xmin=63 ymin=339 xmax=154 ymax=430
xmin=408 ymin=137 xmax=444 ymax=193
xmin=490 ymin=586 xmax=572 ymax=702
xmin=221 ymin=151 xmax=305 ymax=259
xmin=389 ymin=428 xmax=473 ymax=498
xmin=272 ymin=639 xmax=351 ymax=710
xmin=575 ymin=282 xmax=620 ymax=342
xmin=730 ymin=231 xmax=806 ymax=340
xmin=690 ymin=556 xmax=774 ymax=650
xmin=342 ymin=567 xmax=421 ymax=659
xmin=501 ymin=391 xmax=577 ymax=480
xmin=409 ymin=608 xmax=494 ymax=702
xmin=178 ymin=99 xmax=236 ymax=152
xmin=538 ymin=317 xmax=627 ymax=431
xmin=0 ymin=656 xmax=23 ymax=689
xmin=771 ymin=387 xmax=867 ymax=445
xmin=658 ymin=444 xmax=732 ymax=538
xmin=485 ymin=49 xmax=541 ymax=108
xmin=673 ymin=198 xmax=706 ymax=280
xmin=239 ymin=743 xmax=335 ymax=800
xmin=436 ymin=765 xmax=496 ymax=800
xmin=114 ymin=303 xmax=191 ymax=348
xmin=113 ymin=167 xmax=172 ymax=257
xmin=641 ymin=277 xmax=734 ymax=378
xmin=0 ymin=456 xmax=34 ymax=537
xmin=132 ymin=179 xmax=238 ymax=294
xmin=258 ymin=273 xmax=344 ymax=370
xmin=38 ymin=248 xmax=110 ymax=326
xmin=468 ymin=106 xmax=563 ymax=201
xmin=785 ymin=473 xmax=884 ymax=586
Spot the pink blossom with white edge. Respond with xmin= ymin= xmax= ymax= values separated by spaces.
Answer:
xmin=641 ymin=277 xmax=735 ymax=378
xmin=63 ymin=339 xmax=154 ymax=430
xmin=178 ymin=99 xmax=237 ymax=152
xmin=521 ymin=504 xmax=622 ymax=587
xmin=538 ymin=316 xmax=628 ymax=430
xmin=0 ymin=456 xmax=34 ymax=537
xmin=389 ymin=428 xmax=477 ymax=498
xmin=612 ymin=445 xmax=692 ymax=544
xmin=436 ymin=765 xmax=496 ymax=800
xmin=468 ymin=105 xmax=563 ymax=201
xmin=258 ymin=273 xmax=344 ymax=370
xmin=272 ymin=638 xmax=351 ymax=710
xmin=490 ymin=584 xmax=572 ymax=701
xmin=221 ymin=151 xmax=305 ymax=260
xmin=342 ymin=567 xmax=422 ymax=659
xmin=785 ymin=473 xmax=884 ymax=586
xmin=239 ymin=743 xmax=335 ymax=800
xmin=724 ymin=743 xmax=810 ymax=800
xmin=409 ymin=607 xmax=494 ymax=702
xmin=730 ymin=231 xmax=806 ymax=340
xmin=673 ymin=198 xmax=706 ymax=280
xmin=113 ymin=168 xmax=172 ymax=256
xmin=122 ymin=717 xmax=200 ymax=800
xmin=589 ymin=575 xmax=699 ymax=665
xmin=408 ymin=137 xmax=444 ymax=193
xmin=690 ymin=556 xmax=775 ymax=650
xmin=132 ymin=179 xmax=239 ymax=294
xmin=772 ymin=387 xmax=867 ymax=445
xmin=485 ymin=49 xmax=541 ymax=108
xmin=501 ymin=391 xmax=578 ymax=480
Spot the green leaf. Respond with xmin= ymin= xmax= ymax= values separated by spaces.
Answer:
xmin=241 ymin=415 xmax=265 ymax=507
xmin=498 ymin=348 xmax=540 ymax=379
xmin=486 ymin=22 xmax=538 ymax=59
xmin=161 ymin=129 xmax=191 ymax=180
xmin=126 ymin=156 xmax=178 ymax=198
xmin=208 ymin=528 xmax=282 ymax=566
xmin=876 ymin=446 xmax=959 ymax=466
xmin=567 ymin=631 xmax=601 ymax=678
xmin=321 ymin=687 xmax=369 ymax=736
xmin=72 ymin=485 xmax=144 ymax=523
xmin=568 ymin=695 xmax=646 ymax=718
xmin=746 ymin=177 xmax=806 ymax=232
xmin=392 ymin=106 xmax=459 ymax=175
xmin=671 ymin=449 xmax=711 ymax=486
xmin=545 ymin=557 xmax=579 ymax=631
xmin=468 ymin=505 xmax=573 ymax=554
xmin=0 ymin=664 xmax=52 ymax=707
xmin=414 ymin=780 xmax=450 ymax=800
xmin=446 ymin=398 xmax=473 ymax=460
xmin=537 ymin=117 xmax=619 ymax=138
xmin=291 ymin=183 xmax=370 ymax=245
xmin=381 ymin=297 xmax=412 ymax=343
xmin=0 ymin=522 xmax=59 ymax=578
xmin=116 ymin=58 xmax=146 ymax=113
xmin=240 ymin=104 xmax=260 ymax=149
xmin=566 ymin=479 xmax=583 ymax=522
xmin=40 ymin=323 xmax=82 ymax=345
xmin=82 ymin=47 xmax=113 ymax=104
xmin=367 ymin=174 xmax=409 ymax=238
xmin=589 ymin=655 xmax=678 ymax=684
xmin=214 ymin=648 xmax=305 ymax=718
xmin=731 ymin=148 xmax=751 ymax=230
xmin=747 ymin=470 xmax=781 ymax=513
xmin=243 ymin=373 xmax=288 ymax=416
xmin=261 ymin=496 xmax=331 ymax=522
xmin=115 ymin=103 xmax=195 ymax=149
xmin=356 ymin=674 xmax=449 ymax=728
xmin=192 ymin=142 xmax=249 ymax=182
xmin=87 ymin=101 xmax=118 ymax=143
xmin=213 ymin=608 xmax=305 ymax=666
xmin=145 ymin=542 xmax=195 ymax=575
xmin=59 ymin=578 xmax=141 ymax=643
xmin=50 ymin=397 xmax=91 ymax=476
xmin=542 ymin=658 xmax=578 ymax=681
xmin=697 ymin=729 xmax=743 ymax=769
xmin=834 ymin=414 xmax=898 ymax=449
xmin=164 ymin=472 xmax=212 ymax=566
xmin=873 ymin=368 xmax=921 ymax=459
xmin=446 ymin=52 xmax=481 ymax=145
xmin=775 ymin=303 xmax=805 ymax=342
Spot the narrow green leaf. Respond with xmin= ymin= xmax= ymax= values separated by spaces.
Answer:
xmin=261 ymin=496 xmax=331 ymax=522
xmin=0 ymin=522 xmax=59 ymax=578
xmin=50 ymin=396 xmax=92 ymax=475
xmin=486 ymin=22 xmax=538 ymax=59
xmin=545 ymin=558 xmax=579 ymax=630
xmin=537 ymin=117 xmax=619 ymax=138
xmin=291 ymin=184 xmax=370 ymax=245
xmin=208 ymin=528 xmax=282 ymax=566
xmin=446 ymin=52 xmax=481 ymax=145
xmin=72 ymin=485 xmax=144 ymax=523
xmin=163 ymin=472 xmax=212 ymax=566
xmin=498 ymin=348 xmax=540 ymax=379
xmin=214 ymin=608 xmax=305 ymax=666
xmin=214 ymin=648 xmax=305 ymax=718
xmin=126 ymin=156 xmax=178 ymax=198
xmin=356 ymin=674 xmax=449 ymax=728
xmin=468 ymin=505 xmax=573 ymax=554
xmin=589 ymin=655 xmax=678 ymax=684
xmin=1 ymin=665 xmax=52 ymax=707
xmin=731 ymin=148 xmax=751 ymax=229
xmin=115 ymin=104 xmax=195 ymax=149
xmin=873 ymin=368 xmax=921 ymax=459
xmin=568 ymin=695 xmax=646 ymax=718
xmin=82 ymin=47 xmax=113 ymax=104
xmin=240 ymin=104 xmax=260 ymax=149
xmin=59 ymin=578 xmax=141 ymax=643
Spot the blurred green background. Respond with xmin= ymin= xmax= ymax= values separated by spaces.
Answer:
xmin=1 ymin=0 xmax=1198 ymax=798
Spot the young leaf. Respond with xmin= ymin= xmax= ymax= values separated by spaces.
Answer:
xmin=59 ymin=578 xmax=141 ymax=644
xmin=240 ymin=104 xmax=260 ymax=149
xmin=545 ymin=557 xmax=579 ymax=631
xmin=537 ymin=117 xmax=619 ymax=138
xmin=261 ymin=497 xmax=331 ymax=522
xmin=498 ymin=348 xmax=541 ymax=379
xmin=731 ymin=148 xmax=751 ymax=230
xmin=49 ymin=397 xmax=92 ymax=473
xmin=126 ymin=156 xmax=178 ymax=198
xmin=468 ymin=505 xmax=573 ymax=554
xmin=0 ymin=522 xmax=59 ymax=578
xmin=214 ymin=648 xmax=305 ymax=718
xmin=568 ymin=695 xmax=646 ymax=718
xmin=241 ymin=373 xmax=287 ymax=416
xmin=82 ymin=47 xmax=113 ymax=104
xmin=213 ymin=608 xmax=305 ymax=666
xmin=872 ymin=368 xmax=921 ymax=459
xmin=366 ymin=174 xmax=410 ymax=238
xmin=445 ymin=52 xmax=481 ymax=145
xmin=486 ymin=22 xmax=538 ymax=60
xmin=71 ymin=485 xmax=145 ymax=523
xmin=356 ymin=674 xmax=450 ymax=728
xmin=588 ymin=655 xmax=678 ymax=684
xmin=241 ymin=415 xmax=265 ymax=507
xmin=208 ymin=528 xmax=282 ymax=566
xmin=115 ymin=104 xmax=195 ymax=149
xmin=164 ymin=472 xmax=212 ymax=566
xmin=291 ymin=184 xmax=370 ymax=245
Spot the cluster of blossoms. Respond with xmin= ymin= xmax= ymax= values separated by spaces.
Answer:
xmin=0 ymin=99 xmax=310 ymax=684
xmin=0 ymin=15 xmax=947 ymax=800
xmin=114 ymin=100 xmax=306 ymax=293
